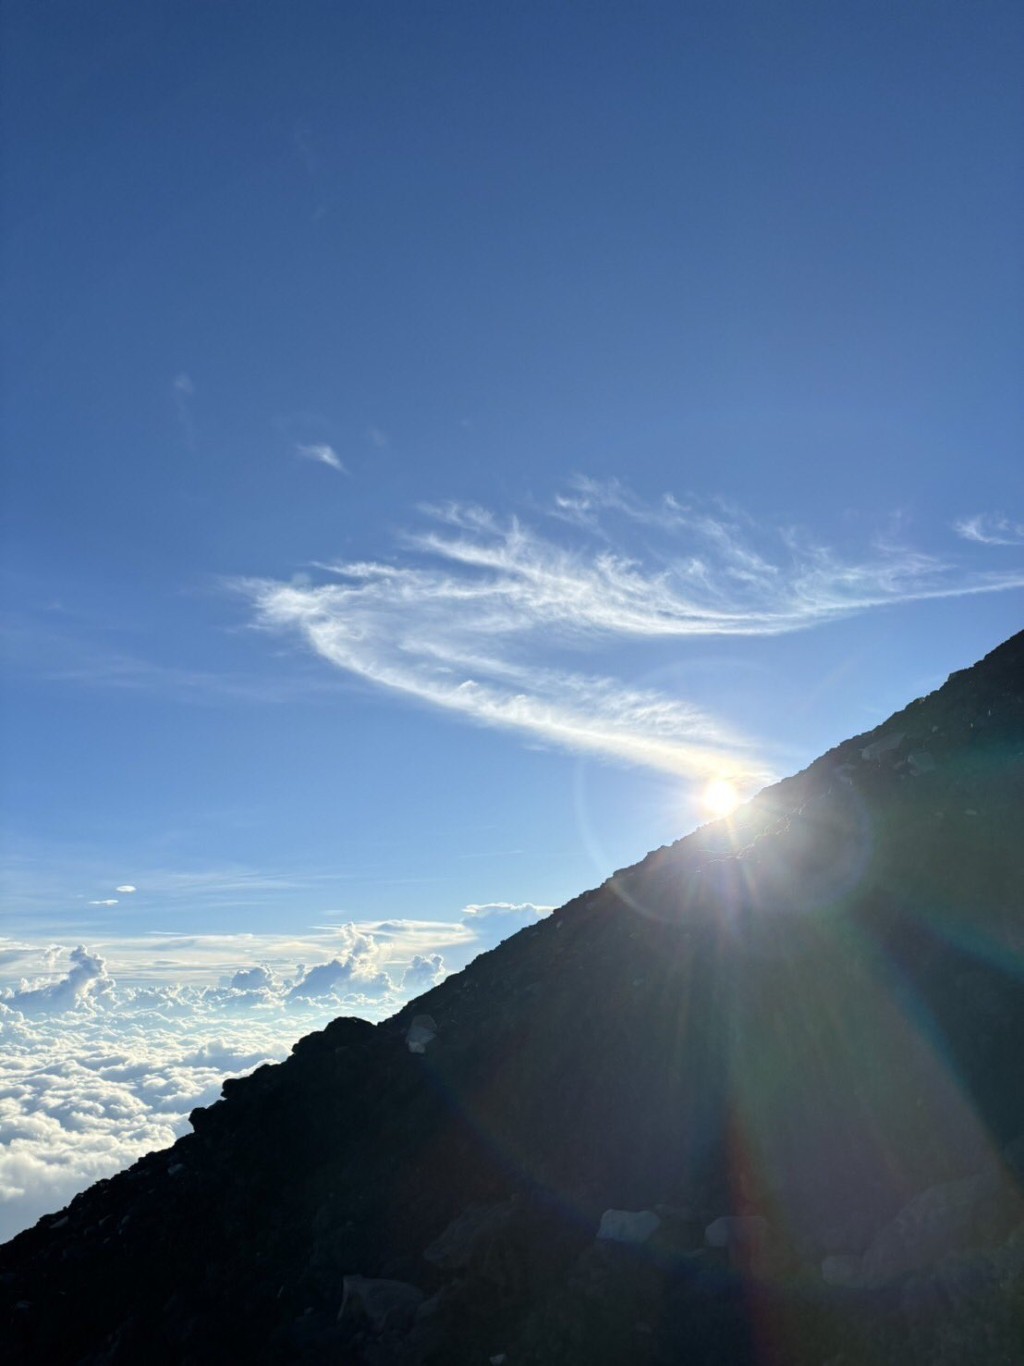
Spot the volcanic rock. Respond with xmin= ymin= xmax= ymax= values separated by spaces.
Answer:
xmin=596 ymin=1209 xmax=661 ymax=1245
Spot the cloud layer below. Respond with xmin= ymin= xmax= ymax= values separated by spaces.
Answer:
xmin=0 ymin=904 xmax=550 ymax=1244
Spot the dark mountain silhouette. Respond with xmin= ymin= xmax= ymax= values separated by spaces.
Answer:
xmin=4 ymin=632 xmax=1024 ymax=1365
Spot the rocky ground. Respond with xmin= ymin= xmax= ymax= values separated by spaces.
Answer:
xmin=3 ymin=632 xmax=1024 ymax=1364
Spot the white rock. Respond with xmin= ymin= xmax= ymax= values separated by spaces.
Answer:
xmin=597 ymin=1208 xmax=661 ymax=1245
xmin=406 ymin=1014 xmax=438 ymax=1054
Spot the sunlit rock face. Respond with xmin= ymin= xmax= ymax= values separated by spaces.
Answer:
xmin=3 ymin=632 xmax=1024 ymax=1365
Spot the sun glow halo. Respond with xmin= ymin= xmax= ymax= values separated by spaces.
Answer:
xmin=702 ymin=778 xmax=741 ymax=819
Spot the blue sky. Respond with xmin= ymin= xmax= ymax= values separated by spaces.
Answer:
xmin=1 ymin=1 xmax=1022 ymax=1236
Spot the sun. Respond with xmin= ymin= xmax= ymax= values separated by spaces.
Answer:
xmin=702 ymin=778 xmax=741 ymax=819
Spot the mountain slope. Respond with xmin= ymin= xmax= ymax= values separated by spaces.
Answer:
xmin=3 ymin=631 xmax=1024 ymax=1365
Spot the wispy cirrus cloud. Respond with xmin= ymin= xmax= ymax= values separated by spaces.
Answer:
xmin=295 ymin=442 xmax=346 ymax=473
xmin=237 ymin=479 xmax=1024 ymax=787
xmin=954 ymin=513 xmax=1024 ymax=547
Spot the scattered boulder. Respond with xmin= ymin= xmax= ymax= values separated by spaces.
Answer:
xmin=861 ymin=731 xmax=905 ymax=761
xmin=821 ymin=1253 xmax=861 ymax=1287
xmin=337 ymin=1275 xmax=426 ymax=1333
xmin=705 ymin=1215 xmax=773 ymax=1273
xmin=597 ymin=1209 xmax=661 ymax=1245
xmin=907 ymin=751 xmax=936 ymax=776
xmin=704 ymin=1214 xmax=768 ymax=1250
xmin=423 ymin=1200 xmax=515 ymax=1270
xmin=822 ymin=1166 xmax=1024 ymax=1288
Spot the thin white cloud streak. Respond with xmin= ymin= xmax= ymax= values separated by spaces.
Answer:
xmin=295 ymin=442 xmax=346 ymax=473
xmin=292 ymin=120 xmax=318 ymax=176
xmin=0 ymin=844 xmax=408 ymax=931
xmin=238 ymin=482 xmax=1024 ymax=785
xmin=172 ymin=373 xmax=196 ymax=450
xmin=954 ymin=513 xmax=1024 ymax=547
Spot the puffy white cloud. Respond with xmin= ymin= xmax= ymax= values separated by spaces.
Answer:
xmin=5 ymin=946 xmax=112 ymax=1014
xmin=402 ymin=953 xmax=446 ymax=991
xmin=287 ymin=960 xmax=393 ymax=1001
xmin=287 ymin=928 xmax=397 ymax=1002
xmin=228 ymin=965 xmax=278 ymax=993
xmin=461 ymin=901 xmax=551 ymax=920
xmin=460 ymin=902 xmax=553 ymax=942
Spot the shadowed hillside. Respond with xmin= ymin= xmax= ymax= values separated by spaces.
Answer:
xmin=3 ymin=632 xmax=1024 ymax=1364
